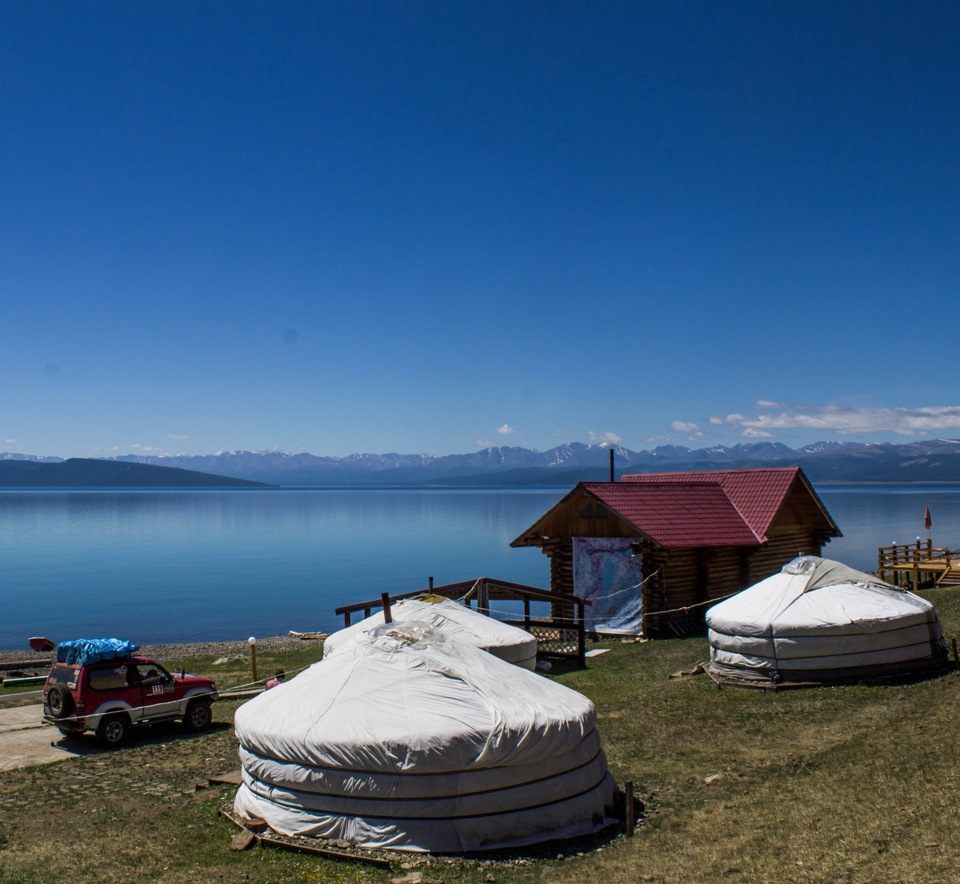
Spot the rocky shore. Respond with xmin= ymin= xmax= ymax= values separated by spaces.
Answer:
xmin=0 ymin=634 xmax=312 ymax=666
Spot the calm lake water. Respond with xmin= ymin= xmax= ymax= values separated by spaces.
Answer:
xmin=1 ymin=485 xmax=959 ymax=650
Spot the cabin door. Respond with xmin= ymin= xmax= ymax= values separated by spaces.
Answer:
xmin=572 ymin=536 xmax=644 ymax=635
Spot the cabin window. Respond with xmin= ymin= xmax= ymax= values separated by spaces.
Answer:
xmin=580 ymin=503 xmax=593 ymax=518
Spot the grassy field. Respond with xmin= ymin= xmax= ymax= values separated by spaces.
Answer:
xmin=1 ymin=593 xmax=959 ymax=883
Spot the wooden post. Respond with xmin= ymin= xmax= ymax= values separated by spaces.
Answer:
xmin=479 ymin=579 xmax=489 ymax=616
xmin=624 ymin=781 xmax=634 ymax=836
xmin=951 ymin=638 xmax=958 ymax=664
xmin=381 ymin=592 xmax=392 ymax=624
xmin=576 ymin=599 xmax=586 ymax=667
xmin=249 ymin=641 xmax=258 ymax=682
xmin=523 ymin=597 xmax=531 ymax=628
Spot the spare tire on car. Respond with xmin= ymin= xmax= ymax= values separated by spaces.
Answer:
xmin=46 ymin=684 xmax=73 ymax=719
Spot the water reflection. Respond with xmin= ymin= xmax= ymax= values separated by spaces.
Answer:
xmin=2 ymin=485 xmax=958 ymax=649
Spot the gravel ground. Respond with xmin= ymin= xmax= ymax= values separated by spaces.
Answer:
xmin=0 ymin=634 xmax=316 ymax=666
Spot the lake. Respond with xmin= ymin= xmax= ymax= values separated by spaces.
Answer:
xmin=1 ymin=485 xmax=959 ymax=650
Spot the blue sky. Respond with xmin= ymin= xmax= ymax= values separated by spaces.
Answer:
xmin=3 ymin=2 xmax=959 ymax=458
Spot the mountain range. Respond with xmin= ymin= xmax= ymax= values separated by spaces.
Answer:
xmin=6 ymin=438 xmax=960 ymax=486
xmin=0 ymin=457 xmax=270 ymax=488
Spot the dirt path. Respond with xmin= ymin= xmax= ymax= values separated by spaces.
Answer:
xmin=0 ymin=703 xmax=96 ymax=771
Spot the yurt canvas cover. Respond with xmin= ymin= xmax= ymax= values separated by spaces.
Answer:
xmin=706 ymin=556 xmax=948 ymax=685
xmin=235 ymin=623 xmax=616 ymax=852
xmin=323 ymin=595 xmax=537 ymax=669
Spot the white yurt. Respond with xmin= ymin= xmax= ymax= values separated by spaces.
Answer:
xmin=234 ymin=622 xmax=616 ymax=853
xmin=323 ymin=594 xmax=538 ymax=669
xmin=706 ymin=556 xmax=948 ymax=686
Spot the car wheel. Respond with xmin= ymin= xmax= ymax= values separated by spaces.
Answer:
xmin=47 ymin=685 xmax=73 ymax=719
xmin=183 ymin=698 xmax=213 ymax=732
xmin=96 ymin=713 xmax=129 ymax=748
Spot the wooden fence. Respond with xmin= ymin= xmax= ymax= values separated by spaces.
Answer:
xmin=877 ymin=539 xmax=960 ymax=589
xmin=334 ymin=577 xmax=589 ymax=666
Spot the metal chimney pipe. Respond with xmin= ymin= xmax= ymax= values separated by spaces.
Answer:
xmin=609 ymin=448 xmax=615 ymax=482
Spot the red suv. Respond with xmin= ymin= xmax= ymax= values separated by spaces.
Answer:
xmin=44 ymin=655 xmax=219 ymax=748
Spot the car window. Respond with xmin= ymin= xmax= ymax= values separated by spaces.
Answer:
xmin=46 ymin=664 xmax=77 ymax=686
xmin=138 ymin=663 xmax=172 ymax=686
xmin=88 ymin=666 xmax=130 ymax=691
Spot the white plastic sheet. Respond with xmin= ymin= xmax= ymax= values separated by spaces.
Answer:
xmin=235 ymin=622 xmax=616 ymax=852
xmin=323 ymin=596 xmax=537 ymax=669
xmin=706 ymin=556 xmax=946 ymax=681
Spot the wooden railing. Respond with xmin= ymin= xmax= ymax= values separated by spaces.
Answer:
xmin=334 ymin=577 xmax=590 ymax=666
xmin=879 ymin=538 xmax=945 ymax=565
xmin=878 ymin=539 xmax=959 ymax=588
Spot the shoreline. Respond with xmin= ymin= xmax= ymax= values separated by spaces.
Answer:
xmin=0 ymin=634 xmax=313 ymax=667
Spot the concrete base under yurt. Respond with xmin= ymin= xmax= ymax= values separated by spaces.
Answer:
xmin=705 ymin=556 xmax=950 ymax=688
xmin=234 ymin=622 xmax=617 ymax=853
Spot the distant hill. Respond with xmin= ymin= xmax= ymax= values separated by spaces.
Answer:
xmin=6 ymin=438 xmax=960 ymax=486
xmin=0 ymin=458 xmax=272 ymax=488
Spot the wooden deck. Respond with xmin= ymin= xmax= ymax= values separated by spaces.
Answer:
xmin=877 ymin=540 xmax=960 ymax=589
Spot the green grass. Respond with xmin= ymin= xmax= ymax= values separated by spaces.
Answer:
xmin=2 ymin=590 xmax=959 ymax=882
xmin=167 ymin=644 xmax=326 ymax=693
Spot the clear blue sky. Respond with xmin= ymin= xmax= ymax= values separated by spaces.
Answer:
xmin=3 ymin=1 xmax=959 ymax=458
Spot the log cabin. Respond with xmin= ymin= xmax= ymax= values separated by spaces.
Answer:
xmin=510 ymin=466 xmax=841 ymax=636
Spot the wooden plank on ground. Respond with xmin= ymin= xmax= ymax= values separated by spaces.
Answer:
xmin=208 ymin=769 xmax=243 ymax=785
xmin=258 ymin=836 xmax=394 ymax=868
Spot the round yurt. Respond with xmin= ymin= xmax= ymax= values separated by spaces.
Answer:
xmin=234 ymin=622 xmax=616 ymax=852
xmin=706 ymin=556 xmax=949 ymax=686
xmin=323 ymin=594 xmax=538 ymax=669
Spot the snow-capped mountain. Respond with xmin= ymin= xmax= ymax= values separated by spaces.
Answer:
xmin=7 ymin=438 xmax=960 ymax=485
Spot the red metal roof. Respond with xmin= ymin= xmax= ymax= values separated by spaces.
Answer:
xmin=615 ymin=467 xmax=803 ymax=545
xmin=583 ymin=481 xmax=762 ymax=547
xmin=508 ymin=466 xmax=838 ymax=550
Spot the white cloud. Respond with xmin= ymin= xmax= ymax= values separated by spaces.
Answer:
xmin=711 ymin=413 xmax=746 ymax=426
xmin=671 ymin=420 xmax=704 ymax=441
xmin=168 ymin=433 xmax=188 ymax=441
xmin=497 ymin=424 xmax=516 ymax=436
xmin=709 ymin=404 xmax=960 ymax=437
xmin=588 ymin=431 xmax=622 ymax=446
xmin=475 ymin=439 xmax=495 ymax=448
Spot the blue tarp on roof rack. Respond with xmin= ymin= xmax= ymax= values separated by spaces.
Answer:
xmin=55 ymin=638 xmax=140 ymax=667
